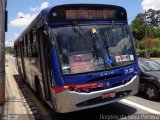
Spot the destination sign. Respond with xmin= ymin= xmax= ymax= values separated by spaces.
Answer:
xmin=49 ymin=5 xmax=127 ymax=22
xmin=65 ymin=10 xmax=116 ymax=20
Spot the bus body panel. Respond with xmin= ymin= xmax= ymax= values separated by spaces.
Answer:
xmin=62 ymin=65 xmax=138 ymax=85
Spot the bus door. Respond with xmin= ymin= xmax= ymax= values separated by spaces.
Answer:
xmin=38 ymin=27 xmax=54 ymax=100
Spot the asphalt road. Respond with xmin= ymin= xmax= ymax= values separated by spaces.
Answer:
xmin=6 ymin=54 xmax=160 ymax=120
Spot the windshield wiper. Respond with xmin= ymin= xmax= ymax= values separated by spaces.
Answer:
xmin=71 ymin=21 xmax=99 ymax=60
xmin=91 ymin=33 xmax=99 ymax=61
xmin=101 ymin=30 xmax=113 ymax=65
xmin=72 ymin=21 xmax=84 ymax=35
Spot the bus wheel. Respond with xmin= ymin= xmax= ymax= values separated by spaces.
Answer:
xmin=145 ymin=84 xmax=159 ymax=101
xmin=35 ymin=78 xmax=43 ymax=99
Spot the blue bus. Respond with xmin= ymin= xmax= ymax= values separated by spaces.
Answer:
xmin=14 ymin=4 xmax=139 ymax=113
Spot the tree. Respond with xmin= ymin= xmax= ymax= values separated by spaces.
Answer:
xmin=146 ymin=9 xmax=160 ymax=27
xmin=6 ymin=47 xmax=14 ymax=55
xmin=145 ymin=37 xmax=155 ymax=58
xmin=130 ymin=13 xmax=146 ymax=40
xmin=152 ymin=27 xmax=160 ymax=38
xmin=130 ymin=9 xmax=160 ymax=40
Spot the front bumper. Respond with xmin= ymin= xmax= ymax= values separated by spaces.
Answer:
xmin=54 ymin=75 xmax=139 ymax=113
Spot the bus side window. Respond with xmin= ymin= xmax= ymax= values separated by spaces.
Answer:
xmin=25 ymin=36 xmax=28 ymax=57
xmin=23 ymin=37 xmax=28 ymax=58
xmin=31 ymin=30 xmax=38 ymax=58
xmin=27 ymin=33 xmax=32 ymax=58
xmin=20 ymin=40 xmax=24 ymax=57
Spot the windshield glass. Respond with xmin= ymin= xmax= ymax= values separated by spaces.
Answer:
xmin=139 ymin=60 xmax=160 ymax=72
xmin=52 ymin=24 xmax=135 ymax=75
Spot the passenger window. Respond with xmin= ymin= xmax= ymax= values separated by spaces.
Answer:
xmin=27 ymin=30 xmax=38 ymax=58
xmin=27 ymin=34 xmax=32 ymax=57
xmin=25 ymin=36 xmax=28 ymax=57
xmin=31 ymin=30 xmax=38 ymax=58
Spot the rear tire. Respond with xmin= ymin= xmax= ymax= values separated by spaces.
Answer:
xmin=145 ymin=84 xmax=159 ymax=101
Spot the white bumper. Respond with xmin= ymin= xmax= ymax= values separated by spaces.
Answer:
xmin=54 ymin=75 xmax=139 ymax=113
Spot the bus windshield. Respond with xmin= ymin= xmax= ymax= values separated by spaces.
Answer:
xmin=53 ymin=24 xmax=135 ymax=75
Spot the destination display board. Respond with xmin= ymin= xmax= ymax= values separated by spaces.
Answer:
xmin=65 ymin=10 xmax=117 ymax=20
xmin=49 ymin=4 xmax=127 ymax=22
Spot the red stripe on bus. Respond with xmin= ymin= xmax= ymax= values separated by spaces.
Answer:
xmin=52 ymin=82 xmax=99 ymax=93
xmin=53 ymin=86 xmax=69 ymax=93
xmin=74 ymin=82 xmax=99 ymax=89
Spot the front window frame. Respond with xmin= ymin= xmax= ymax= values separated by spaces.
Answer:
xmin=51 ymin=22 xmax=136 ymax=76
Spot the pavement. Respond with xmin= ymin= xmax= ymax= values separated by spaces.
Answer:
xmin=0 ymin=57 xmax=35 ymax=120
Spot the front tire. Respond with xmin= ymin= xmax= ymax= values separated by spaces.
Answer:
xmin=145 ymin=84 xmax=159 ymax=101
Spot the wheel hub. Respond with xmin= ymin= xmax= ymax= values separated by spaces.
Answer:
xmin=147 ymin=88 xmax=155 ymax=98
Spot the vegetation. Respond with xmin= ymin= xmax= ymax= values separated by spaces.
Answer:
xmin=130 ymin=9 xmax=160 ymax=58
xmin=6 ymin=47 xmax=14 ymax=55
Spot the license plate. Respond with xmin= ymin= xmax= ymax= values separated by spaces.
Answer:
xmin=101 ymin=92 xmax=116 ymax=99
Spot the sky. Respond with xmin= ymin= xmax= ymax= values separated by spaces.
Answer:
xmin=6 ymin=0 xmax=160 ymax=47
